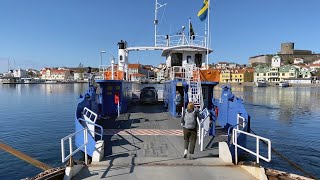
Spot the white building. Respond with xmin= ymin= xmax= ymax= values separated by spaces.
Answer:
xmin=13 ymin=69 xmax=28 ymax=78
xmin=271 ymin=55 xmax=281 ymax=68
xmin=293 ymin=58 xmax=304 ymax=64
xmin=41 ymin=68 xmax=71 ymax=81
xmin=74 ymin=73 xmax=84 ymax=80
xmin=309 ymin=64 xmax=320 ymax=72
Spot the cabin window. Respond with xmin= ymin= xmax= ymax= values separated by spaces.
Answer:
xmin=187 ymin=55 xmax=191 ymax=63
xmin=195 ymin=54 xmax=202 ymax=68
xmin=120 ymin=55 xmax=123 ymax=61
xmin=171 ymin=53 xmax=183 ymax=66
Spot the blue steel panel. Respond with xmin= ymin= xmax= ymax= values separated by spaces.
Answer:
xmin=213 ymin=85 xmax=250 ymax=162
xmin=75 ymin=118 xmax=96 ymax=157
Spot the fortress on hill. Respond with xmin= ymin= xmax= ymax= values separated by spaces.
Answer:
xmin=249 ymin=42 xmax=320 ymax=65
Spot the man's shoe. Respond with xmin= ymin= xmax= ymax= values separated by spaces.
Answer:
xmin=183 ymin=149 xmax=187 ymax=158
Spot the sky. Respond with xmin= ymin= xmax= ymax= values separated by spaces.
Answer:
xmin=1 ymin=0 xmax=320 ymax=73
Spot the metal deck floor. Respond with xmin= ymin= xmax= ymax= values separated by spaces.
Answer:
xmin=73 ymin=103 xmax=256 ymax=180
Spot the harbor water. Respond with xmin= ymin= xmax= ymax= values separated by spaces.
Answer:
xmin=0 ymin=84 xmax=319 ymax=179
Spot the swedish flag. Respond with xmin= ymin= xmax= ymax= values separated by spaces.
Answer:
xmin=197 ymin=0 xmax=208 ymax=22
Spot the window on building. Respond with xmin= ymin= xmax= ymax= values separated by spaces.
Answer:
xmin=171 ymin=53 xmax=183 ymax=66
xmin=263 ymin=73 xmax=266 ymax=76
xmin=195 ymin=54 xmax=202 ymax=68
xmin=282 ymin=73 xmax=285 ymax=76
xmin=256 ymin=73 xmax=259 ymax=76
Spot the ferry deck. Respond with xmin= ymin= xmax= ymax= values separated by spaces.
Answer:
xmin=73 ymin=103 xmax=257 ymax=180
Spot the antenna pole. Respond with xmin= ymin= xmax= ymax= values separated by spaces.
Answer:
xmin=154 ymin=0 xmax=167 ymax=47
xmin=154 ymin=0 xmax=158 ymax=47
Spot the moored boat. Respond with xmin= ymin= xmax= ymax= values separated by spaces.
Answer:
xmin=255 ymin=78 xmax=268 ymax=87
xmin=279 ymin=81 xmax=289 ymax=87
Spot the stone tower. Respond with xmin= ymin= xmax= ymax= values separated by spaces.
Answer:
xmin=281 ymin=42 xmax=294 ymax=54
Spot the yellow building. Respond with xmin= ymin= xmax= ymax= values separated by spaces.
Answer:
xmin=230 ymin=69 xmax=241 ymax=83
xmin=219 ymin=69 xmax=231 ymax=83
xmin=219 ymin=68 xmax=254 ymax=83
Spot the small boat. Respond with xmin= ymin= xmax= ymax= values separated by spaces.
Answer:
xmin=255 ymin=78 xmax=268 ymax=87
xmin=279 ymin=81 xmax=289 ymax=87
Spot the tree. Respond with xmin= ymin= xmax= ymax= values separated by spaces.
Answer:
xmin=284 ymin=57 xmax=294 ymax=65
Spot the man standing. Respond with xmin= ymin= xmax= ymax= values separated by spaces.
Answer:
xmin=175 ymin=90 xmax=182 ymax=117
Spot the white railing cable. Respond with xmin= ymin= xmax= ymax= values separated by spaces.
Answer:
xmin=155 ymin=34 xmax=207 ymax=47
xmin=61 ymin=128 xmax=88 ymax=165
xmin=232 ymin=128 xmax=271 ymax=165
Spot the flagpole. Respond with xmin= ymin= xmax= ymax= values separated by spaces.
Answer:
xmin=206 ymin=0 xmax=210 ymax=69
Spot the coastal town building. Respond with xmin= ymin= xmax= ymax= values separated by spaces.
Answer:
xmin=74 ymin=72 xmax=84 ymax=81
xmin=219 ymin=69 xmax=231 ymax=83
xmin=128 ymin=64 xmax=156 ymax=82
xmin=249 ymin=42 xmax=320 ymax=66
xmin=13 ymin=69 xmax=28 ymax=78
xmin=128 ymin=64 xmax=147 ymax=82
xmin=254 ymin=53 xmax=319 ymax=84
xmin=215 ymin=62 xmax=239 ymax=69
xmin=293 ymin=58 xmax=304 ymax=64
xmin=218 ymin=68 xmax=254 ymax=83
xmin=41 ymin=68 xmax=71 ymax=81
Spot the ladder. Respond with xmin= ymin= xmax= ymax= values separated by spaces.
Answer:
xmin=185 ymin=64 xmax=204 ymax=110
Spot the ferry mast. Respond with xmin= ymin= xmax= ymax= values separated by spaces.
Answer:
xmin=154 ymin=0 xmax=167 ymax=47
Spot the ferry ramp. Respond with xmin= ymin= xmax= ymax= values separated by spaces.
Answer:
xmin=73 ymin=103 xmax=257 ymax=180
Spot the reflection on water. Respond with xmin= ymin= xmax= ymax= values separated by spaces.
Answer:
xmin=0 ymin=83 xmax=88 ymax=180
xmin=215 ymin=85 xmax=320 ymax=178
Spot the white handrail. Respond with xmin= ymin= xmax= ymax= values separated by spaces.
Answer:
xmin=232 ymin=129 xmax=271 ymax=164
xmin=78 ymin=118 xmax=104 ymax=140
xmin=61 ymin=128 xmax=88 ymax=165
xmin=237 ymin=114 xmax=246 ymax=130
xmin=83 ymin=107 xmax=98 ymax=138
xmin=197 ymin=108 xmax=210 ymax=151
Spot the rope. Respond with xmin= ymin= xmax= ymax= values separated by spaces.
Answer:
xmin=0 ymin=142 xmax=52 ymax=171
xmin=250 ymin=129 xmax=317 ymax=179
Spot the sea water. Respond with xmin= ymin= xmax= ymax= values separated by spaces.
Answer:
xmin=0 ymin=84 xmax=319 ymax=179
